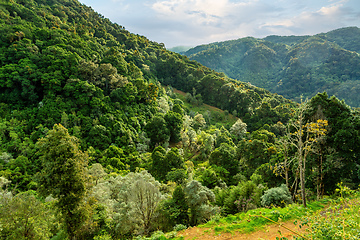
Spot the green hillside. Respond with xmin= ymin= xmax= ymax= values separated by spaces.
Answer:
xmin=183 ymin=27 xmax=360 ymax=107
xmin=0 ymin=0 xmax=360 ymax=239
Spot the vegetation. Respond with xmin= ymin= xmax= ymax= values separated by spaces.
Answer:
xmin=0 ymin=0 xmax=359 ymax=239
xmin=183 ymin=27 xmax=360 ymax=107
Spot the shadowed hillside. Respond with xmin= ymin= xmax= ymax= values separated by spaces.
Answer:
xmin=183 ymin=27 xmax=360 ymax=107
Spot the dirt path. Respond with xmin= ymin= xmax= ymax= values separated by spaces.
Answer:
xmin=178 ymin=220 xmax=307 ymax=240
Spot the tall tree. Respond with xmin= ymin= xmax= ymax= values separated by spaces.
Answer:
xmin=286 ymin=101 xmax=327 ymax=207
xmin=37 ymin=124 xmax=88 ymax=240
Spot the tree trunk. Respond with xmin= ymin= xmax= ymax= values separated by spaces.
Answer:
xmin=299 ymin=155 xmax=307 ymax=207
xmin=284 ymin=156 xmax=289 ymax=189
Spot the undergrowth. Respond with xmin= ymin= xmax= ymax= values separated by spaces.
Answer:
xmin=200 ymin=199 xmax=326 ymax=235
xmin=146 ymin=184 xmax=360 ymax=240
xmin=293 ymin=183 xmax=360 ymax=240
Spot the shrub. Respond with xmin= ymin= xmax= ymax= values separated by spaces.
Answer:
xmin=173 ymin=224 xmax=187 ymax=232
xmin=261 ymin=184 xmax=292 ymax=207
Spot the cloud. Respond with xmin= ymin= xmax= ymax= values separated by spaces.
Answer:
xmin=149 ymin=0 xmax=284 ymax=46
xmin=79 ymin=0 xmax=360 ymax=47
xmin=260 ymin=0 xmax=360 ymax=36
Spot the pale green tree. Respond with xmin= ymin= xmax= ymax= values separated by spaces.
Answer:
xmin=91 ymin=171 xmax=165 ymax=237
xmin=184 ymin=180 xmax=219 ymax=226
xmin=230 ymin=118 xmax=247 ymax=140
xmin=192 ymin=113 xmax=206 ymax=130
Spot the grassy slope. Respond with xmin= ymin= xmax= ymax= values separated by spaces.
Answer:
xmin=172 ymin=190 xmax=360 ymax=240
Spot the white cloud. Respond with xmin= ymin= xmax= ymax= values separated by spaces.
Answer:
xmin=150 ymin=0 xmax=283 ymax=45
xmin=260 ymin=0 xmax=358 ymax=36
xmin=79 ymin=0 xmax=360 ymax=47
xmin=151 ymin=0 xmax=264 ymax=26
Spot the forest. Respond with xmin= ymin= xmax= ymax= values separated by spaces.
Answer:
xmin=0 ymin=0 xmax=360 ymax=239
xmin=182 ymin=27 xmax=360 ymax=107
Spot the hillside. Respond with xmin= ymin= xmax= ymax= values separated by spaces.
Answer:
xmin=0 ymin=0 xmax=360 ymax=240
xmin=183 ymin=27 xmax=360 ymax=107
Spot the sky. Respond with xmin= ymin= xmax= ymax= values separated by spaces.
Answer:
xmin=78 ymin=0 xmax=360 ymax=48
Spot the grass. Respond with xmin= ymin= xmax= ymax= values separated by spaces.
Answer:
xmin=199 ymin=199 xmax=328 ymax=235
xmin=172 ymin=88 xmax=237 ymax=128
xmin=296 ymin=186 xmax=360 ymax=240
xmin=198 ymin=187 xmax=360 ymax=239
xmin=153 ymin=189 xmax=360 ymax=239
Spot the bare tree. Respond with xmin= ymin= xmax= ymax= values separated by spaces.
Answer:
xmin=286 ymin=101 xmax=328 ymax=207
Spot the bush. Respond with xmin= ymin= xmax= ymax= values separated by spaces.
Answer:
xmin=261 ymin=184 xmax=292 ymax=207
xmin=222 ymin=181 xmax=262 ymax=215
xmin=173 ymin=224 xmax=187 ymax=232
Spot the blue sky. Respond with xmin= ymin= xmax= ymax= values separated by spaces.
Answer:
xmin=79 ymin=0 xmax=360 ymax=48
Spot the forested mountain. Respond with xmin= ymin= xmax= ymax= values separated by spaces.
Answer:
xmin=183 ymin=27 xmax=360 ymax=107
xmin=0 ymin=0 xmax=360 ymax=239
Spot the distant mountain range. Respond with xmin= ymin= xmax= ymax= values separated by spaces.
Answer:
xmin=182 ymin=27 xmax=360 ymax=107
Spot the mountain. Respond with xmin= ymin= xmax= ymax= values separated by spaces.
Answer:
xmin=168 ymin=45 xmax=193 ymax=53
xmin=0 ymin=0 xmax=295 ymax=144
xmin=183 ymin=27 xmax=360 ymax=107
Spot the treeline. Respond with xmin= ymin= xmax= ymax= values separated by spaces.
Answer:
xmin=0 ymin=0 xmax=360 ymax=239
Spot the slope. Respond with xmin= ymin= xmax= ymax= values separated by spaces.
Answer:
xmin=183 ymin=27 xmax=360 ymax=107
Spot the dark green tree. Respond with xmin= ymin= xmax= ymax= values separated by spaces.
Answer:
xmin=209 ymin=143 xmax=238 ymax=184
xmin=37 ymin=124 xmax=88 ymax=240
xmin=145 ymin=114 xmax=170 ymax=148
xmin=162 ymin=185 xmax=189 ymax=227
xmin=164 ymin=110 xmax=183 ymax=143
xmin=151 ymin=147 xmax=184 ymax=182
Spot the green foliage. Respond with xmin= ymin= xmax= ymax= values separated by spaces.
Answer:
xmin=151 ymin=147 xmax=185 ymax=182
xmin=0 ymin=189 xmax=57 ymax=240
xmin=164 ymin=111 xmax=183 ymax=143
xmin=261 ymin=184 xmax=292 ymax=208
xmin=300 ymin=186 xmax=360 ymax=240
xmin=220 ymin=180 xmax=263 ymax=215
xmin=161 ymin=185 xmax=189 ymax=228
xmin=209 ymin=143 xmax=238 ymax=184
xmin=37 ymin=124 xmax=88 ymax=239
xmin=146 ymin=114 xmax=170 ymax=148
xmin=184 ymin=180 xmax=219 ymax=226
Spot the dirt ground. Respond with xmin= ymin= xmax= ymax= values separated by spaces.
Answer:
xmin=177 ymin=220 xmax=307 ymax=240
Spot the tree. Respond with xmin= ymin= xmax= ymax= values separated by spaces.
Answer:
xmin=192 ymin=113 xmax=206 ymax=130
xmin=184 ymin=180 xmax=219 ymax=226
xmin=230 ymin=118 xmax=247 ymax=141
xmin=37 ymin=124 xmax=88 ymax=239
xmin=112 ymin=171 xmax=165 ymax=236
xmin=164 ymin=111 xmax=183 ymax=143
xmin=162 ymin=185 xmax=189 ymax=227
xmin=209 ymin=143 xmax=238 ymax=184
xmin=308 ymin=92 xmax=360 ymax=195
xmin=0 ymin=190 xmax=56 ymax=240
xmin=151 ymin=147 xmax=185 ymax=182
xmin=286 ymin=101 xmax=328 ymax=207
xmin=145 ymin=114 xmax=170 ymax=148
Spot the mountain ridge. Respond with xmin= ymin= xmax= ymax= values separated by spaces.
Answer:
xmin=182 ymin=26 xmax=360 ymax=107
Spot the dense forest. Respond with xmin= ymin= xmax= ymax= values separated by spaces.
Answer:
xmin=0 ymin=0 xmax=360 ymax=239
xmin=182 ymin=27 xmax=360 ymax=107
